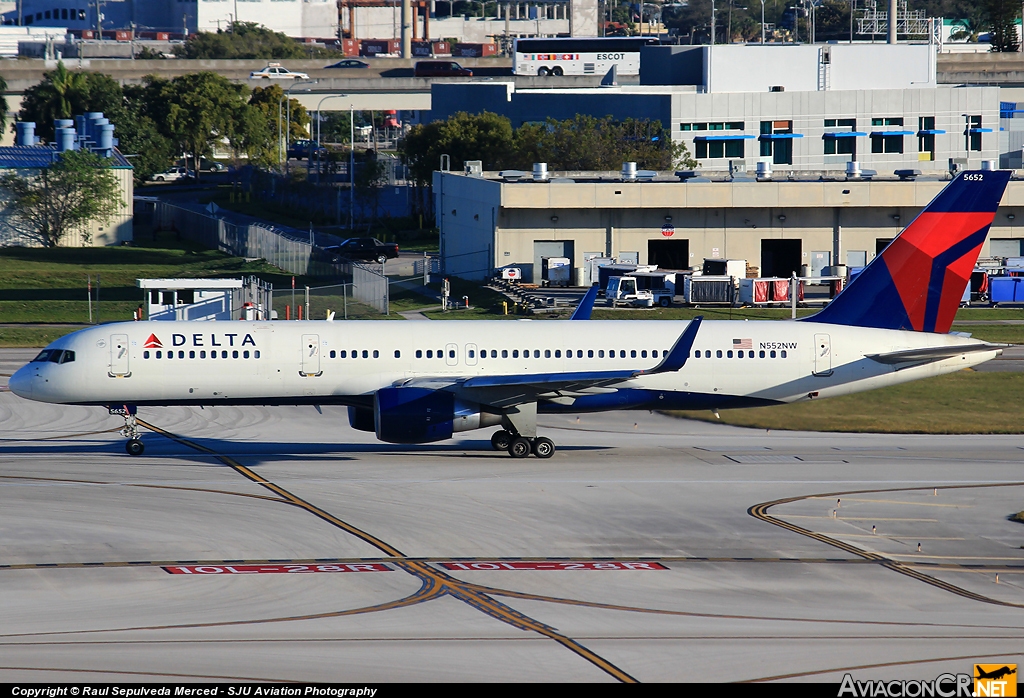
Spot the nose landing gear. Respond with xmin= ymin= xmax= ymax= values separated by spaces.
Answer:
xmin=109 ymin=405 xmax=145 ymax=456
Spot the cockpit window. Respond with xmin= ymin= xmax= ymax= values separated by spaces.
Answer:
xmin=31 ymin=349 xmax=74 ymax=363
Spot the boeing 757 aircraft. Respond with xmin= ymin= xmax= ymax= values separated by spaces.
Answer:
xmin=8 ymin=170 xmax=1011 ymax=457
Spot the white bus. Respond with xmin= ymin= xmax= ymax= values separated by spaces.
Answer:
xmin=513 ymin=37 xmax=659 ymax=77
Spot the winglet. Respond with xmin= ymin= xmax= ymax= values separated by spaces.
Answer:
xmin=645 ymin=316 xmax=702 ymax=375
xmin=570 ymin=283 xmax=600 ymax=320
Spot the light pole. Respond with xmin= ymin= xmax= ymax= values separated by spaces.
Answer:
xmin=710 ymin=0 xmax=716 ymax=44
xmin=279 ymin=79 xmax=317 ymax=172
xmin=761 ymin=0 xmax=766 ymax=42
xmin=314 ymin=93 xmax=351 ymax=184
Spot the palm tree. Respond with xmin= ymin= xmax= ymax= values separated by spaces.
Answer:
xmin=17 ymin=62 xmax=91 ymax=141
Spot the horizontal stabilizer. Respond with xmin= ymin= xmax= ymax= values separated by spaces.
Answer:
xmin=866 ymin=343 xmax=1004 ymax=368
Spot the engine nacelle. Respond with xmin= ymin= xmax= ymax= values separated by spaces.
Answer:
xmin=373 ymin=387 xmax=501 ymax=444
xmin=348 ymin=406 xmax=375 ymax=433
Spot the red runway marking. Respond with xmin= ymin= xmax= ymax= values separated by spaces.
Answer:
xmin=164 ymin=563 xmax=392 ymax=574
xmin=439 ymin=561 xmax=668 ymax=571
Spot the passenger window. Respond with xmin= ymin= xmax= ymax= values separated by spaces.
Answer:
xmin=598 ymin=350 xmax=605 ymax=358
xmin=143 ymin=351 xmax=150 ymax=359
xmin=179 ymin=351 xmax=185 ymax=359
xmin=394 ymin=350 xmax=401 ymax=358
xmin=416 ymin=350 xmax=422 ymax=358
xmin=200 ymin=350 xmax=206 ymax=359
xmin=704 ymin=350 xmax=710 ymax=358
xmin=655 ymin=350 xmax=661 ymax=358
xmin=748 ymin=351 xmax=755 ymax=358
xmin=577 ymin=350 xmax=583 ymax=358
xmin=210 ymin=352 xmax=216 ymax=359
xmin=620 ymin=350 xmax=626 ymax=358
xmin=533 ymin=349 xmax=540 ymax=358
xmin=770 ymin=350 xmax=776 ymax=358
xmin=469 ymin=350 xmax=475 ymax=358
xmin=554 ymin=350 xmax=561 ymax=358
xmin=727 ymin=350 xmax=733 ymax=358
xmin=189 ymin=351 xmax=196 ymax=359
xmin=545 ymin=350 xmax=551 ymax=358
xmin=255 ymin=351 xmax=261 ymax=359
xmin=156 ymin=351 xmax=162 ymax=359
xmin=501 ymin=350 xmax=508 ymax=358
xmin=373 ymin=350 xmax=379 ymax=358
xmin=341 ymin=350 xmax=348 ymax=358
xmin=426 ymin=350 xmax=433 ymax=358
xmin=167 ymin=352 xmax=173 ymax=360
xmin=716 ymin=350 xmax=722 ymax=358
xmin=587 ymin=350 xmax=593 ymax=358
xmin=448 ymin=350 xmax=455 ymax=358
xmin=362 ymin=350 xmax=369 ymax=358
xmin=491 ymin=350 xmax=497 ymax=358
xmin=694 ymin=350 xmax=700 ymax=358
xmin=232 ymin=350 xmax=239 ymax=359
xmin=221 ymin=351 xmax=228 ymax=359
xmin=330 ymin=350 xmax=336 ymax=358
xmin=513 ymin=350 xmax=519 ymax=358
xmin=781 ymin=350 xmax=787 ymax=358
xmin=437 ymin=349 xmax=443 ymax=358
xmin=641 ymin=350 xmax=647 ymax=358
xmin=244 ymin=350 xmax=250 ymax=359
xmin=631 ymin=350 xmax=637 ymax=358
xmin=759 ymin=350 xmax=765 ymax=358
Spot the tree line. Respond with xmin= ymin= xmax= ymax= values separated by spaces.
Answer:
xmin=11 ymin=62 xmax=313 ymax=183
xmin=401 ymin=111 xmax=695 ymax=185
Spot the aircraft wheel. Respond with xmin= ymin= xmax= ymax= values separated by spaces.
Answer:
xmin=508 ymin=437 xmax=531 ymax=458
xmin=491 ymin=430 xmax=512 ymax=450
xmin=126 ymin=439 xmax=145 ymax=456
xmin=531 ymin=437 xmax=555 ymax=459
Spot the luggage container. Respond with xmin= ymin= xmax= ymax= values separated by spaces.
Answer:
xmin=990 ymin=277 xmax=1024 ymax=304
xmin=541 ymin=257 xmax=570 ymax=287
xmin=739 ymin=278 xmax=793 ymax=305
xmin=685 ymin=276 xmax=733 ymax=304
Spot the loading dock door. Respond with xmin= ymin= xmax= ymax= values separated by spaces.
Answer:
xmin=761 ymin=239 xmax=802 ymax=278
xmin=648 ymin=239 xmax=689 ymax=269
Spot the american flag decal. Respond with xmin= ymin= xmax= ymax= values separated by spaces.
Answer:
xmin=733 ymin=338 xmax=752 ymax=350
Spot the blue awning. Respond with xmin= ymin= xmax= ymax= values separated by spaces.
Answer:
xmin=968 ymin=128 xmax=994 ymax=133
xmin=870 ymin=130 xmax=914 ymax=137
xmin=758 ymin=133 xmax=804 ymax=140
xmin=694 ymin=134 xmax=755 ymax=141
xmin=917 ymin=129 xmax=946 ymax=135
xmin=822 ymin=131 xmax=867 ymax=138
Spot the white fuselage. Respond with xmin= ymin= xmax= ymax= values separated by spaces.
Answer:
xmin=9 ymin=319 xmax=998 ymax=414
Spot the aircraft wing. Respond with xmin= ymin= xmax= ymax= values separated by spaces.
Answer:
xmin=866 ymin=342 xmax=1005 ymax=369
xmin=394 ymin=317 xmax=702 ymax=408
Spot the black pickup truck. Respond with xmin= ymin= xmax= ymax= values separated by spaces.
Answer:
xmin=323 ymin=238 xmax=400 ymax=264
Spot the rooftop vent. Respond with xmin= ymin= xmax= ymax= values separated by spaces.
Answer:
xmin=533 ymin=162 xmax=548 ymax=182
xmin=14 ymin=122 xmax=37 ymax=147
xmin=464 ymin=159 xmax=483 ymax=176
xmin=621 ymin=161 xmax=637 ymax=181
xmin=500 ymin=170 xmax=527 ymax=182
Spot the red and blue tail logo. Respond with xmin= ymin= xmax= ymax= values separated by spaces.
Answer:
xmin=806 ymin=170 xmax=1010 ymax=334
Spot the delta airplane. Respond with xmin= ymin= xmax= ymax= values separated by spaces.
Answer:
xmin=8 ymin=170 xmax=1012 ymax=458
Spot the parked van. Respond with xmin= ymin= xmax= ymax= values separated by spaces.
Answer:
xmin=414 ymin=61 xmax=473 ymax=77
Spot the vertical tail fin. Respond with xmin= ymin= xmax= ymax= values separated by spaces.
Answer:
xmin=805 ymin=170 xmax=1010 ymax=333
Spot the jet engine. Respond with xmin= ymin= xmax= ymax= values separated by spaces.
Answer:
xmin=373 ymin=387 xmax=501 ymax=444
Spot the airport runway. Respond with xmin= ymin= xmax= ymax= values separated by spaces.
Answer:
xmin=0 ymin=392 xmax=1022 ymax=682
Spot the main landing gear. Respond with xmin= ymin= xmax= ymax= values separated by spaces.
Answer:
xmin=490 ymin=430 xmax=555 ymax=459
xmin=110 ymin=405 xmax=145 ymax=456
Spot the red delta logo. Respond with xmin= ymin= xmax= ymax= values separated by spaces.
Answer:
xmin=143 ymin=334 xmax=162 ymax=349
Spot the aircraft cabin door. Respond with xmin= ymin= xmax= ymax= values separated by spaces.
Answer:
xmin=445 ymin=343 xmax=458 ymax=366
xmin=813 ymin=333 xmax=832 ymax=376
xmin=109 ymin=334 xmax=130 ymax=377
xmin=301 ymin=334 xmax=322 ymax=376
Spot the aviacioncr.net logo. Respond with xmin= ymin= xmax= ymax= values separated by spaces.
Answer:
xmin=838 ymin=673 xmax=973 ymax=698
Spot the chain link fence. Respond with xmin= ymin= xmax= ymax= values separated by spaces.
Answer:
xmin=153 ymin=202 xmax=389 ymax=315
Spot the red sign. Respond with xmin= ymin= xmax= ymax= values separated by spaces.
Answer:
xmin=440 ymin=561 xmax=667 ymax=571
xmin=662 ymin=224 xmax=675 ymax=237
xmin=164 ymin=563 xmax=392 ymax=574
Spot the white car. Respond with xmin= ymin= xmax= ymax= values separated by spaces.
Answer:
xmin=250 ymin=64 xmax=310 ymax=80
xmin=149 ymin=167 xmax=194 ymax=182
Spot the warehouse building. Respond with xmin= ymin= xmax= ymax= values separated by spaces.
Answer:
xmin=430 ymin=43 xmax=1001 ymax=175
xmin=435 ymin=169 xmax=1024 ymax=283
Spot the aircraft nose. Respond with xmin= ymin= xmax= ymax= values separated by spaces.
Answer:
xmin=8 ymin=366 xmax=33 ymax=399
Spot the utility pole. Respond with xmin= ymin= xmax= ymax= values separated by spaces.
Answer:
xmin=95 ymin=0 xmax=102 ymax=39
